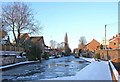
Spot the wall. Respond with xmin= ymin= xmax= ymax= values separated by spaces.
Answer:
xmin=85 ymin=39 xmax=100 ymax=52
xmin=0 ymin=56 xmax=16 ymax=66
xmin=0 ymin=55 xmax=27 ymax=66
xmin=2 ymin=45 xmax=24 ymax=51
xmin=109 ymin=38 xmax=119 ymax=49
xmin=99 ymin=49 xmax=120 ymax=61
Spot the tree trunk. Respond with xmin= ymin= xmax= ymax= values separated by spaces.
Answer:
xmin=17 ymin=28 xmax=21 ymax=44
xmin=12 ymin=27 xmax=17 ymax=44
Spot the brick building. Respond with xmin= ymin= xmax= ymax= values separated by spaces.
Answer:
xmin=85 ymin=39 xmax=100 ymax=52
xmin=109 ymin=34 xmax=120 ymax=49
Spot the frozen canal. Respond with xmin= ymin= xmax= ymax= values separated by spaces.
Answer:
xmin=2 ymin=56 xmax=90 ymax=81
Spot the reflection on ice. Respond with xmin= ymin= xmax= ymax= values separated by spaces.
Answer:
xmin=2 ymin=56 xmax=90 ymax=81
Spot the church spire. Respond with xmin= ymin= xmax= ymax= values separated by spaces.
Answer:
xmin=64 ymin=32 xmax=71 ymax=55
xmin=64 ymin=32 xmax=68 ymax=44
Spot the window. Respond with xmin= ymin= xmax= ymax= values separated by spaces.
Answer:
xmin=114 ymin=43 xmax=116 ymax=45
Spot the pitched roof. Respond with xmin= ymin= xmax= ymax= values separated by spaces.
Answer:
xmin=29 ymin=36 xmax=44 ymax=44
xmin=109 ymin=34 xmax=120 ymax=41
xmin=19 ymin=33 xmax=29 ymax=39
xmin=86 ymin=39 xmax=100 ymax=45
xmin=85 ymin=39 xmax=100 ymax=50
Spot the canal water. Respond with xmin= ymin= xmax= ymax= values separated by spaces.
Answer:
xmin=2 ymin=56 xmax=90 ymax=81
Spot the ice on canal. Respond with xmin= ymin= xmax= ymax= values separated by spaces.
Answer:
xmin=2 ymin=56 xmax=90 ymax=81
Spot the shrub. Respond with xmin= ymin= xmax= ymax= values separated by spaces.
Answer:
xmin=26 ymin=44 xmax=42 ymax=61
xmin=42 ymin=52 xmax=49 ymax=60
xmin=94 ymin=53 xmax=100 ymax=59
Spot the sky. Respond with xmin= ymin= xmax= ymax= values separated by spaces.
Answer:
xmin=2 ymin=2 xmax=118 ymax=50
xmin=30 ymin=2 xmax=118 ymax=50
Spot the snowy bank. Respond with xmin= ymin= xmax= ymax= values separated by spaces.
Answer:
xmin=109 ymin=60 xmax=119 ymax=80
xmin=0 ymin=61 xmax=38 ymax=71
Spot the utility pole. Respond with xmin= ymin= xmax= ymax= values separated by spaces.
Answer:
xmin=105 ymin=25 xmax=107 ymax=50
xmin=119 ymin=33 xmax=120 ymax=49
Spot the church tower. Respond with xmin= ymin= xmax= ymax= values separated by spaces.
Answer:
xmin=64 ymin=32 xmax=68 ymax=47
xmin=64 ymin=32 xmax=71 ymax=55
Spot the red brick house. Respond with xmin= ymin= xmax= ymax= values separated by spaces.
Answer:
xmin=85 ymin=39 xmax=100 ymax=52
xmin=109 ymin=34 xmax=120 ymax=49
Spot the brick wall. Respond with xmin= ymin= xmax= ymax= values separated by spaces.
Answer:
xmin=109 ymin=38 xmax=119 ymax=49
xmin=109 ymin=34 xmax=120 ymax=49
xmin=99 ymin=49 xmax=120 ymax=61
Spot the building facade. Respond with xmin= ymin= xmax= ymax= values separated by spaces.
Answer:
xmin=109 ymin=34 xmax=120 ymax=49
xmin=85 ymin=39 xmax=100 ymax=52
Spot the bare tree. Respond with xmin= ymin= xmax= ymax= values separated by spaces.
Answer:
xmin=57 ymin=42 xmax=64 ymax=49
xmin=2 ymin=2 xmax=42 ymax=44
xmin=50 ymin=40 xmax=57 ymax=49
xmin=78 ymin=36 xmax=87 ymax=49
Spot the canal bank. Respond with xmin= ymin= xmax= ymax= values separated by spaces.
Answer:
xmin=0 ymin=61 xmax=39 ymax=71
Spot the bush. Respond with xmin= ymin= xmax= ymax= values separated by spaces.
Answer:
xmin=94 ymin=53 xmax=100 ymax=59
xmin=26 ymin=44 xmax=42 ymax=61
xmin=42 ymin=52 xmax=49 ymax=60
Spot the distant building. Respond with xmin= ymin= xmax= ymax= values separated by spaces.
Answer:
xmin=85 ymin=39 xmax=100 ymax=52
xmin=64 ymin=32 xmax=69 ymax=48
xmin=109 ymin=33 xmax=120 ymax=49
xmin=101 ymin=38 xmax=109 ymax=49
xmin=64 ymin=32 xmax=71 ymax=55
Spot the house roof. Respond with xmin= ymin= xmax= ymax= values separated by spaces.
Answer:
xmin=109 ymin=34 xmax=120 ymax=42
xmin=12 ymin=33 xmax=47 ymax=47
xmin=29 ymin=36 xmax=46 ymax=46
xmin=30 ymin=36 xmax=43 ymax=42
xmin=86 ymin=39 xmax=100 ymax=46
xmin=85 ymin=39 xmax=100 ymax=50
xmin=19 ymin=33 xmax=29 ymax=39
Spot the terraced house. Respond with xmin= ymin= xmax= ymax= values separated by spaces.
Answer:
xmin=109 ymin=33 xmax=120 ymax=49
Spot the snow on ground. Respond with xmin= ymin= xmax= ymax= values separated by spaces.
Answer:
xmin=80 ymin=57 xmax=95 ymax=63
xmin=0 ymin=61 xmax=37 ymax=70
xmin=44 ymin=58 xmax=112 ymax=80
